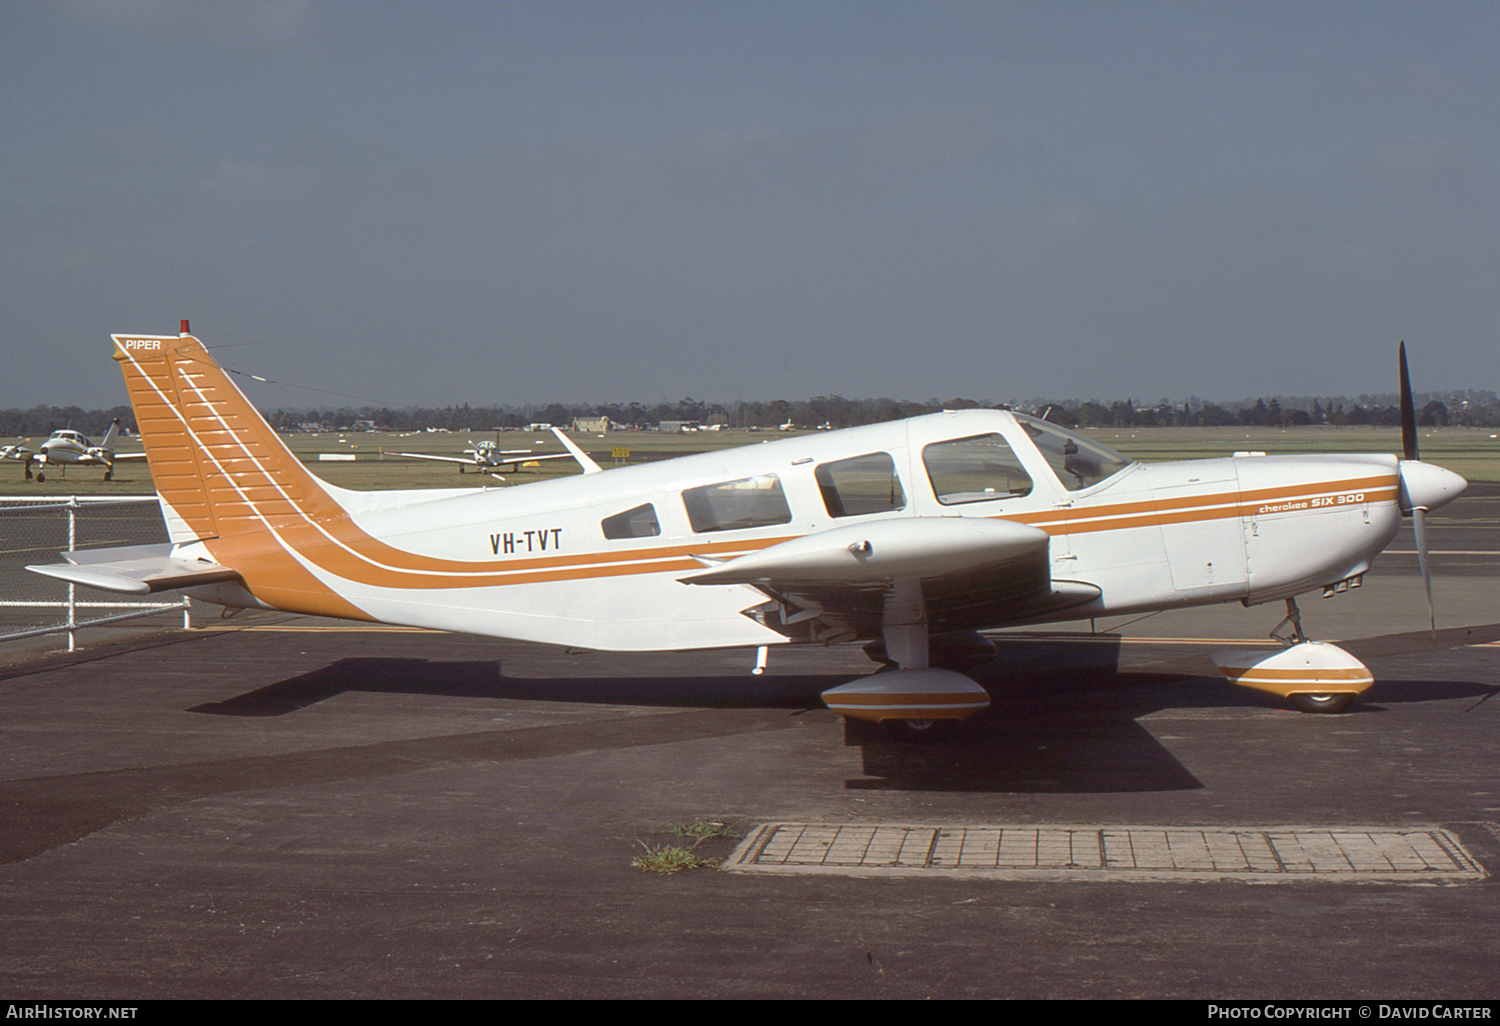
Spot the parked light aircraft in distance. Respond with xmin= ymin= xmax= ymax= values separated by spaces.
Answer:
xmin=387 ymin=438 xmax=575 ymax=479
xmin=13 ymin=420 xmax=148 ymax=482
xmin=30 ymin=323 xmax=1468 ymax=727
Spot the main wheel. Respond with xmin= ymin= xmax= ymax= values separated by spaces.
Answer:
xmin=883 ymin=718 xmax=958 ymax=741
xmin=1290 ymin=693 xmax=1356 ymax=714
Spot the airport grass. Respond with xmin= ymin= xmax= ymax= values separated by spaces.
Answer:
xmin=1086 ymin=425 xmax=1500 ymax=484
xmin=5 ymin=423 xmax=1498 ymax=498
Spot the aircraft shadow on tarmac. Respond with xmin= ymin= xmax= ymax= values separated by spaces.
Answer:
xmin=188 ymin=658 xmax=845 ymax=716
xmin=171 ymin=637 xmax=1133 ymax=794
xmin=185 ymin=633 xmax=1494 ymax=795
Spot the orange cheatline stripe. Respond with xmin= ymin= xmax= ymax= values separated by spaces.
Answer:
xmin=1009 ymin=477 xmax=1398 ymax=536
xmin=1216 ymin=667 xmax=1374 ymax=683
xmin=295 ymin=469 xmax=1399 ymax=590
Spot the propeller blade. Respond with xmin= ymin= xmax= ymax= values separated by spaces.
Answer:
xmin=1398 ymin=341 xmax=1419 ymax=461
xmin=1412 ymin=506 xmax=1436 ymax=641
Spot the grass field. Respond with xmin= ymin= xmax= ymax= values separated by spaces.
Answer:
xmin=1084 ymin=424 xmax=1500 ymax=484
xmin=3 ymin=423 xmax=1496 ymax=498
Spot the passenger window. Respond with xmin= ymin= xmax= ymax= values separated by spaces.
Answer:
xmin=815 ymin=452 xmax=906 ymax=518
xmin=923 ymin=433 xmax=1033 ymax=504
xmin=601 ymin=503 xmax=661 ymax=539
xmin=682 ymin=475 xmax=792 ymax=533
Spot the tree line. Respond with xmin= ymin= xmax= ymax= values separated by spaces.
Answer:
xmin=1031 ymin=396 xmax=1472 ymax=429
xmin=4 ymin=390 xmax=1497 ymax=439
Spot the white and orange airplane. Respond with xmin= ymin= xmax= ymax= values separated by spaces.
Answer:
xmin=29 ymin=322 xmax=1466 ymax=727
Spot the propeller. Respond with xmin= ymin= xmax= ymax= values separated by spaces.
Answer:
xmin=1397 ymin=341 xmax=1437 ymax=639
xmin=1399 ymin=341 xmax=1418 ymax=461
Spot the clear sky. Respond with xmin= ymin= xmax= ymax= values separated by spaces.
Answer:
xmin=4 ymin=0 xmax=1496 ymax=411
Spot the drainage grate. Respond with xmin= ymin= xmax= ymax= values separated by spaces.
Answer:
xmin=725 ymin=824 xmax=1485 ymax=882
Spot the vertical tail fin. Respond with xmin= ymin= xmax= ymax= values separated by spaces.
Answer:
xmin=112 ymin=327 xmax=345 ymax=543
xmin=97 ymin=419 xmax=119 ymax=452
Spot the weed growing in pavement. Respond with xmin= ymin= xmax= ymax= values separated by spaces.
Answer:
xmin=629 ymin=816 xmax=742 ymax=874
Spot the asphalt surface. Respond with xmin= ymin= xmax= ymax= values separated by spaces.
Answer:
xmin=0 ymin=488 xmax=1497 ymax=999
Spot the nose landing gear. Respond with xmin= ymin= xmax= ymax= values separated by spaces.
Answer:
xmin=1214 ymin=599 xmax=1372 ymax=714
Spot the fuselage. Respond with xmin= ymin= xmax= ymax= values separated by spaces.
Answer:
xmin=178 ymin=409 xmax=1423 ymax=652
xmin=38 ymin=429 xmax=94 ymax=464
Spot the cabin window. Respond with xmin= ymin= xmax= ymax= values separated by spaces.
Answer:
xmin=601 ymin=503 xmax=661 ymax=539
xmin=815 ymin=452 xmax=906 ymax=518
xmin=682 ymin=475 xmax=792 ymax=533
xmin=1016 ymin=415 xmax=1134 ymax=491
xmin=923 ymin=433 xmax=1033 ymax=504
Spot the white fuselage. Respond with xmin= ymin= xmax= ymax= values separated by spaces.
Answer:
xmin=38 ymin=430 xmax=94 ymax=464
xmin=178 ymin=409 xmax=1411 ymax=653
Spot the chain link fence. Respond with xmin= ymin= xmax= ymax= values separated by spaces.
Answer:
xmin=0 ymin=496 xmax=191 ymax=652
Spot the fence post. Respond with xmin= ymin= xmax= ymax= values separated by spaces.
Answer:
xmin=67 ymin=497 xmax=78 ymax=653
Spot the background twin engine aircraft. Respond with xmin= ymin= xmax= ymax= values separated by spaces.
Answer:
xmin=29 ymin=324 xmax=1467 ymax=727
xmin=4 ymin=421 xmax=147 ymax=482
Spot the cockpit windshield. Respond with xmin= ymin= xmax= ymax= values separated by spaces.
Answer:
xmin=1014 ymin=414 xmax=1134 ymax=491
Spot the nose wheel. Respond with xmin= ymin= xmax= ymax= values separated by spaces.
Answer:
xmin=1289 ymin=693 xmax=1356 ymax=714
xmin=1212 ymin=598 xmax=1372 ymax=714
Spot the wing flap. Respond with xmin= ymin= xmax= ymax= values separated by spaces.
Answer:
xmin=27 ymin=543 xmax=241 ymax=596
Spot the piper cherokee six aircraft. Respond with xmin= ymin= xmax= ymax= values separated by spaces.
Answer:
xmin=14 ymin=420 xmax=148 ymax=482
xmin=387 ymin=437 xmax=575 ymax=479
xmin=29 ymin=323 xmax=1467 ymax=727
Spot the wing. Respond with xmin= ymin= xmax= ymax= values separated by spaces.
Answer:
xmin=678 ymin=517 xmax=1098 ymax=644
xmin=387 ymin=451 xmax=483 ymax=466
xmin=388 ymin=451 xmax=574 ymax=469
xmin=493 ymin=452 xmax=574 ymax=467
xmin=27 ymin=543 xmax=240 ymax=595
xmin=550 ymin=428 xmax=602 ymax=474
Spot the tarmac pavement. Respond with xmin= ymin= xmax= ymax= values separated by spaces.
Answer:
xmin=0 ymin=489 xmax=1497 ymax=999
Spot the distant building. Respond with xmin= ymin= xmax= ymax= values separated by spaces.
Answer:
xmin=572 ymin=416 xmax=610 ymax=433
